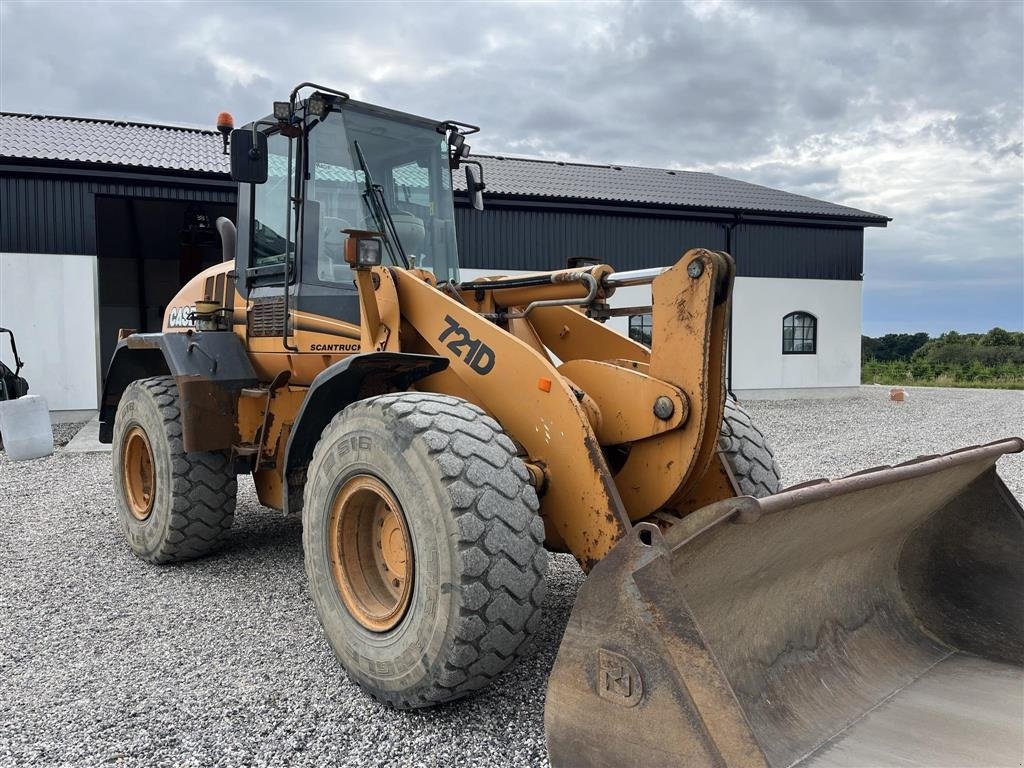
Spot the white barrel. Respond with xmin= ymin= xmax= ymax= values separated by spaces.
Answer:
xmin=0 ymin=395 xmax=54 ymax=461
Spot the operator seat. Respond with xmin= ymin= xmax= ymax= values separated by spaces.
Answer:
xmin=321 ymin=216 xmax=354 ymax=281
xmin=390 ymin=211 xmax=425 ymax=259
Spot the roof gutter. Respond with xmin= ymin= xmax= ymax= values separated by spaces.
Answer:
xmin=453 ymin=193 xmax=890 ymax=228
xmin=0 ymin=158 xmax=235 ymax=187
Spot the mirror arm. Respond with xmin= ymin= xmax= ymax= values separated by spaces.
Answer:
xmin=436 ymin=119 xmax=480 ymax=136
xmin=250 ymin=120 xmax=276 ymax=161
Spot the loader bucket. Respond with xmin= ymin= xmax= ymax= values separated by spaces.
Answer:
xmin=545 ymin=438 xmax=1024 ymax=768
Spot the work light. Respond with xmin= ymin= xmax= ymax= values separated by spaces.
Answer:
xmin=307 ymin=94 xmax=328 ymax=118
xmin=358 ymin=238 xmax=382 ymax=267
xmin=345 ymin=236 xmax=383 ymax=268
xmin=273 ymin=101 xmax=291 ymax=121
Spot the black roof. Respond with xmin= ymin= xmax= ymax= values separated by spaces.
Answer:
xmin=455 ymin=155 xmax=888 ymax=223
xmin=0 ymin=111 xmax=888 ymax=225
xmin=0 ymin=112 xmax=229 ymax=174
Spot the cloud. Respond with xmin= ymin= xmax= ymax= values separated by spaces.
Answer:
xmin=1 ymin=0 xmax=1020 ymax=334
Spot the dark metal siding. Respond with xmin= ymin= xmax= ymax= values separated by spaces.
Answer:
xmin=0 ymin=172 xmax=236 ymax=255
xmin=732 ymin=223 xmax=863 ymax=280
xmin=1 ymin=168 xmax=863 ymax=281
xmin=456 ymin=207 xmax=726 ymax=272
xmin=456 ymin=206 xmax=864 ymax=280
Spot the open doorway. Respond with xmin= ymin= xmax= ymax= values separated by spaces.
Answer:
xmin=95 ymin=196 xmax=235 ymax=375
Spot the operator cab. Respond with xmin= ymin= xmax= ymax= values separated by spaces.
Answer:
xmin=225 ymin=84 xmax=484 ymax=332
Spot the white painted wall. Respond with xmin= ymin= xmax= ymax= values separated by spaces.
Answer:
xmin=0 ymin=260 xmax=860 ymax=412
xmin=731 ymin=277 xmax=862 ymax=393
xmin=461 ymin=268 xmax=862 ymax=395
xmin=0 ymin=253 xmax=99 ymax=411
xmin=602 ymin=277 xmax=861 ymax=392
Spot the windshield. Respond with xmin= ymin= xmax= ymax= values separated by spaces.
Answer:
xmin=304 ymin=106 xmax=460 ymax=285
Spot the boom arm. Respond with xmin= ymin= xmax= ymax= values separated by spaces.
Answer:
xmin=392 ymin=269 xmax=631 ymax=568
xmin=355 ymin=249 xmax=736 ymax=569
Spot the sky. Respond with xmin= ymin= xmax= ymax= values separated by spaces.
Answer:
xmin=1 ymin=0 xmax=1021 ymax=336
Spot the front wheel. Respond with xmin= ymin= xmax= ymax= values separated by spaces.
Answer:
xmin=718 ymin=397 xmax=782 ymax=498
xmin=111 ymin=376 xmax=236 ymax=563
xmin=302 ymin=392 xmax=547 ymax=708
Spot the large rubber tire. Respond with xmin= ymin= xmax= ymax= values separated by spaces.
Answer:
xmin=111 ymin=376 xmax=236 ymax=563
xmin=718 ymin=398 xmax=782 ymax=498
xmin=302 ymin=392 xmax=547 ymax=709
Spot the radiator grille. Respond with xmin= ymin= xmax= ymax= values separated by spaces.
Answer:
xmin=248 ymin=296 xmax=286 ymax=337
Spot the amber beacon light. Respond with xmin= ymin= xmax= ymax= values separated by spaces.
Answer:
xmin=216 ymin=111 xmax=234 ymax=154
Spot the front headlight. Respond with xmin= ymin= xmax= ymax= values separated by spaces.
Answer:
xmin=345 ymin=236 xmax=383 ymax=269
xmin=357 ymin=238 xmax=382 ymax=267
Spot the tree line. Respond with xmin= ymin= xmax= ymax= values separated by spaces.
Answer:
xmin=861 ymin=328 xmax=1024 ymax=389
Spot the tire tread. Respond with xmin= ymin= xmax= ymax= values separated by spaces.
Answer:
xmin=122 ymin=375 xmax=235 ymax=563
xmin=718 ymin=397 xmax=783 ymax=498
xmin=305 ymin=392 xmax=547 ymax=709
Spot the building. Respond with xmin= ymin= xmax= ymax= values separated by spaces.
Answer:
xmin=0 ymin=112 xmax=888 ymax=411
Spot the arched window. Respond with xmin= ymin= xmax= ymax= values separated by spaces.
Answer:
xmin=783 ymin=311 xmax=817 ymax=354
xmin=628 ymin=314 xmax=652 ymax=347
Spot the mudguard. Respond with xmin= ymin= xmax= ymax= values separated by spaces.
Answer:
xmin=281 ymin=352 xmax=449 ymax=512
xmin=98 ymin=332 xmax=257 ymax=451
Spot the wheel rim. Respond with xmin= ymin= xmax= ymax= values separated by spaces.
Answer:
xmin=122 ymin=426 xmax=155 ymax=521
xmin=328 ymin=474 xmax=413 ymax=632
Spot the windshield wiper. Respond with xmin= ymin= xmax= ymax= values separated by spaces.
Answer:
xmin=353 ymin=140 xmax=409 ymax=269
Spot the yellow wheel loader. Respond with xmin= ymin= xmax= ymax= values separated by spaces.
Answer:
xmin=100 ymin=84 xmax=1023 ymax=766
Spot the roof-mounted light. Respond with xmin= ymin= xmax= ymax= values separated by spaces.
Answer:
xmin=215 ymin=112 xmax=234 ymax=155
xmin=273 ymin=101 xmax=291 ymax=121
xmin=307 ymin=94 xmax=329 ymax=118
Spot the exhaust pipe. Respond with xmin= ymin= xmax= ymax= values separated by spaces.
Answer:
xmin=215 ymin=217 xmax=236 ymax=263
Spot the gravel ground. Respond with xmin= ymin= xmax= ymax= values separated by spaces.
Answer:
xmin=0 ymin=386 xmax=1020 ymax=768
xmin=0 ymin=421 xmax=82 ymax=452
xmin=51 ymin=423 xmax=85 ymax=448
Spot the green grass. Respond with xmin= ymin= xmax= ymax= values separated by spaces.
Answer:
xmin=861 ymin=360 xmax=1024 ymax=390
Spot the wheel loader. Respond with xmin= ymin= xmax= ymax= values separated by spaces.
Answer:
xmin=100 ymin=83 xmax=1023 ymax=767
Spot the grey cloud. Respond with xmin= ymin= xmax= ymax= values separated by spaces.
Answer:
xmin=796 ymin=85 xmax=849 ymax=122
xmin=0 ymin=0 xmax=1020 ymax=332
xmin=735 ymin=162 xmax=845 ymax=203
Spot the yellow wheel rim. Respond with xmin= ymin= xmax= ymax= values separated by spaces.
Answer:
xmin=122 ymin=426 xmax=155 ymax=521
xmin=328 ymin=475 xmax=413 ymax=632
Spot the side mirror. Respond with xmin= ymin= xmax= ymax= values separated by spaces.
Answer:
xmin=230 ymin=129 xmax=268 ymax=184
xmin=465 ymin=164 xmax=485 ymax=211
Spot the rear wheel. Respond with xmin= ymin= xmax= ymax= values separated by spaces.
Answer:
xmin=302 ymin=392 xmax=547 ymax=708
xmin=112 ymin=376 xmax=236 ymax=563
xmin=718 ymin=397 xmax=782 ymax=498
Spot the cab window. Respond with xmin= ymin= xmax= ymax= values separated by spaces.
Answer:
xmin=309 ymin=158 xmax=363 ymax=284
xmin=252 ymin=132 xmax=293 ymax=270
xmin=393 ymin=161 xmax=431 ymax=209
xmin=302 ymin=107 xmax=459 ymax=287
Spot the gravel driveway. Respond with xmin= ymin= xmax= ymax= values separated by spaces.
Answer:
xmin=1 ymin=386 xmax=1021 ymax=768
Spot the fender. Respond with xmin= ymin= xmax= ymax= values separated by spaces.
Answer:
xmin=99 ymin=332 xmax=258 ymax=451
xmin=282 ymin=352 xmax=449 ymax=512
